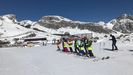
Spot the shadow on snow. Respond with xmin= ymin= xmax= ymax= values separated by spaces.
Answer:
xmin=103 ymin=48 xmax=113 ymax=51
xmin=129 ymin=50 xmax=133 ymax=52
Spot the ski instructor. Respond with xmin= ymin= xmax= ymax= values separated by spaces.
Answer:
xmin=110 ymin=34 xmax=118 ymax=51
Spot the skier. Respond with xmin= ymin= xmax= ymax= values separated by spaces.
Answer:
xmin=86 ymin=38 xmax=95 ymax=58
xmin=74 ymin=38 xmax=80 ymax=53
xmin=83 ymin=36 xmax=89 ymax=56
xmin=110 ymin=34 xmax=118 ymax=50
xmin=68 ymin=38 xmax=73 ymax=53
xmin=62 ymin=38 xmax=65 ymax=51
xmin=78 ymin=38 xmax=85 ymax=56
xmin=56 ymin=39 xmax=61 ymax=51
xmin=62 ymin=38 xmax=69 ymax=52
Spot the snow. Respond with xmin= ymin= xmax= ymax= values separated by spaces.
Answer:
xmin=0 ymin=17 xmax=59 ymax=42
xmin=97 ymin=21 xmax=105 ymax=25
xmin=57 ymin=27 xmax=92 ymax=35
xmin=0 ymin=13 xmax=133 ymax=75
xmin=0 ymin=15 xmax=106 ymax=44
xmin=0 ymin=20 xmax=31 ymax=37
xmin=19 ymin=20 xmax=36 ymax=26
xmin=106 ymin=19 xmax=117 ymax=29
xmin=40 ymin=15 xmax=72 ymax=22
xmin=72 ymin=21 xmax=91 ymax=24
xmin=119 ymin=19 xmax=133 ymax=23
xmin=106 ymin=22 xmax=114 ymax=29
xmin=2 ymin=14 xmax=17 ymax=23
xmin=0 ymin=39 xmax=133 ymax=75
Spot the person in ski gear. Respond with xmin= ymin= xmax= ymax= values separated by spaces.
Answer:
xmin=86 ymin=38 xmax=95 ymax=58
xmin=68 ymin=38 xmax=73 ymax=53
xmin=78 ymin=38 xmax=85 ymax=56
xmin=110 ymin=34 xmax=118 ymax=50
xmin=52 ymin=38 xmax=56 ymax=44
xmin=62 ymin=38 xmax=65 ymax=51
xmin=74 ymin=38 xmax=80 ymax=53
xmin=56 ymin=39 xmax=61 ymax=51
xmin=62 ymin=38 xmax=69 ymax=52
xmin=83 ymin=36 xmax=89 ymax=55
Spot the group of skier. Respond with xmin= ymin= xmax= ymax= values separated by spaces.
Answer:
xmin=56 ymin=36 xmax=95 ymax=58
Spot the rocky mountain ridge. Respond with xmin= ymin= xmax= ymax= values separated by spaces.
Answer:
xmin=1 ymin=14 xmax=133 ymax=34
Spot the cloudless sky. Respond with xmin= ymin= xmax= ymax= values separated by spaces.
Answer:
xmin=0 ymin=0 xmax=133 ymax=22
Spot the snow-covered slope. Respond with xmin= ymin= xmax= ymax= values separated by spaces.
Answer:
xmin=0 ymin=14 xmax=59 ymax=43
xmin=106 ymin=19 xmax=117 ymax=29
xmin=19 ymin=20 xmax=36 ymax=27
xmin=0 ymin=39 xmax=133 ymax=75
xmin=0 ymin=20 xmax=32 ymax=37
xmin=1 ymin=14 xmax=17 ymax=23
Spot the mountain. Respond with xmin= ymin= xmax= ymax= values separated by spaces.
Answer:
xmin=18 ymin=15 xmax=113 ymax=34
xmin=0 ymin=14 xmax=32 ymax=37
xmin=110 ymin=14 xmax=133 ymax=33
xmin=39 ymin=15 xmax=72 ymax=23
xmin=37 ymin=15 xmax=113 ymax=33
xmin=0 ymin=14 xmax=18 ymax=24
xmin=0 ymin=14 xmax=56 ymax=42
xmin=0 ymin=14 xmax=127 ymax=41
xmin=2 ymin=14 xmax=133 ymax=45
xmin=2 ymin=14 xmax=133 ymax=35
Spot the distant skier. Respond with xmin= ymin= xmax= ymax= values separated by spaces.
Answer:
xmin=56 ymin=39 xmax=61 ymax=51
xmin=110 ymin=34 xmax=118 ymax=50
xmin=86 ymin=38 xmax=95 ymax=58
xmin=62 ymin=38 xmax=69 ymax=52
xmin=74 ymin=38 xmax=80 ymax=53
xmin=83 ymin=36 xmax=89 ymax=56
xmin=68 ymin=38 xmax=73 ymax=53
xmin=62 ymin=38 xmax=65 ymax=51
xmin=78 ymin=38 xmax=85 ymax=56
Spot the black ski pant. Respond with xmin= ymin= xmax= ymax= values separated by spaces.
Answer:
xmin=69 ymin=47 xmax=73 ymax=52
xmin=88 ymin=50 xmax=94 ymax=57
xmin=112 ymin=41 xmax=118 ymax=50
xmin=74 ymin=46 xmax=79 ymax=53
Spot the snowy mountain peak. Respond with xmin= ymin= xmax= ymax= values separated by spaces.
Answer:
xmin=19 ymin=20 xmax=36 ymax=26
xmin=123 ymin=13 xmax=128 ymax=17
xmin=105 ymin=19 xmax=117 ymax=29
xmin=108 ymin=19 xmax=117 ymax=24
xmin=39 ymin=15 xmax=72 ymax=23
xmin=1 ymin=14 xmax=17 ymax=23
xmin=111 ymin=14 xmax=133 ymax=33
xmin=117 ymin=14 xmax=133 ymax=20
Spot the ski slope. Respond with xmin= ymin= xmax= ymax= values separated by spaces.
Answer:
xmin=0 ymin=40 xmax=133 ymax=75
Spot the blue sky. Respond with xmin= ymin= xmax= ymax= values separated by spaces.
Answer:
xmin=0 ymin=0 xmax=133 ymax=22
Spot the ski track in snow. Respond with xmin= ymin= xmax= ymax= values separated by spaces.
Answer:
xmin=0 ymin=42 xmax=133 ymax=75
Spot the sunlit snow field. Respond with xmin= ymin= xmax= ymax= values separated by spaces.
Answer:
xmin=0 ymin=40 xmax=133 ymax=75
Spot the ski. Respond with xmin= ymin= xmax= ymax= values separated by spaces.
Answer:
xmin=93 ymin=56 xmax=110 ymax=62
